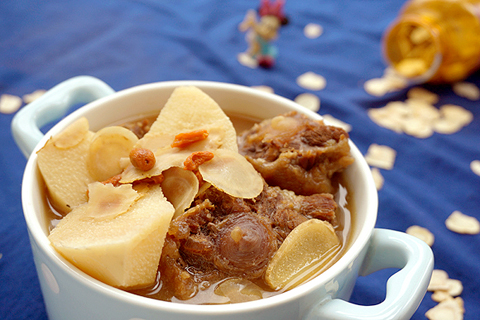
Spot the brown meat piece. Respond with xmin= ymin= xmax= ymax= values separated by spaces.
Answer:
xmin=160 ymin=184 xmax=337 ymax=301
xmin=238 ymin=111 xmax=354 ymax=195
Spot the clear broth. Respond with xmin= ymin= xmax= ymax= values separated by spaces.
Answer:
xmin=43 ymin=111 xmax=355 ymax=304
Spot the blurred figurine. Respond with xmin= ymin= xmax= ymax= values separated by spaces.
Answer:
xmin=239 ymin=0 xmax=288 ymax=68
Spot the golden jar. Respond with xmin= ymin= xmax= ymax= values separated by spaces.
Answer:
xmin=383 ymin=0 xmax=480 ymax=83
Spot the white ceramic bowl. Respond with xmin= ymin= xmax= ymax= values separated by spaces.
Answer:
xmin=12 ymin=76 xmax=433 ymax=320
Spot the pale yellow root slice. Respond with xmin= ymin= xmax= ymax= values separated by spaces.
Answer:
xmin=121 ymin=125 xmax=226 ymax=183
xmin=121 ymin=86 xmax=238 ymax=184
xmin=37 ymin=117 xmax=95 ymax=213
xmin=161 ymin=167 xmax=199 ymax=219
xmin=84 ymin=182 xmax=140 ymax=220
xmin=87 ymin=126 xmax=139 ymax=181
xmin=198 ymin=148 xmax=264 ymax=199
xmin=135 ymin=86 xmax=238 ymax=153
xmin=48 ymin=183 xmax=174 ymax=289
xmin=214 ymin=278 xmax=264 ymax=303
xmin=265 ymin=219 xmax=340 ymax=290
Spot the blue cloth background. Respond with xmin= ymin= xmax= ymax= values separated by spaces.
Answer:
xmin=1 ymin=1 xmax=479 ymax=319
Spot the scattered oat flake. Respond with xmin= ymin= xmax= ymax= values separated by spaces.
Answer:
xmin=322 ymin=114 xmax=351 ymax=132
xmin=403 ymin=116 xmax=434 ymax=139
xmin=454 ymin=297 xmax=465 ymax=313
xmin=364 ymin=144 xmax=396 ymax=170
xmin=452 ymin=81 xmax=480 ymax=101
xmin=439 ymin=104 xmax=473 ymax=127
xmin=428 ymin=269 xmax=450 ymax=292
xmin=294 ymin=93 xmax=320 ymax=112
xmin=0 ymin=94 xmax=23 ymax=114
xmin=296 ymin=72 xmax=326 ymax=91
xmin=407 ymin=87 xmax=439 ymax=104
xmin=406 ymin=225 xmax=435 ymax=246
xmin=370 ymin=167 xmax=384 ymax=190
xmin=470 ymin=160 xmax=480 ymax=176
xmin=432 ymin=118 xmax=464 ymax=135
xmin=364 ymin=68 xmax=408 ymax=97
xmin=431 ymin=290 xmax=452 ymax=303
xmin=364 ymin=78 xmax=392 ymax=97
xmin=445 ymin=211 xmax=480 ymax=234
xmin=23 ymin=89 xmax=46 ymax=104
xmin=251 ymin=85 xmax=274 ymax=93
xmin=446 ymin=279 xmax=463 ymax=297
xmin=425 ymin=298 xmax=464 ymax=320
xmin=237 ymin=52 xmax=258 ymax=69
xmin=304 ymin=23 xmax=323 ymax=39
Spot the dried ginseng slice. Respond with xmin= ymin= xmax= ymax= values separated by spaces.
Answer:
xmin=214 ymin=278 xmax=264 ymax=303
xmin=265 ymin=219 xmax=340 ymax=290
xmin=87 ymin=126 xmax=139 ymax=181
xmin=161 ymin=167 xmax=199 ymax=218
xmin=199 ymin=149 xmax=263 ymax=199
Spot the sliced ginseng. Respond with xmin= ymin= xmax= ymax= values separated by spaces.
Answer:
xmin=265 ymin=219 xmax=340 ymax=290
xmin=161 ymin=167 xmax=199 ymax=218
xmin=214 ymin=278 xmax=264 ymax=303
xmin=87 ymin=126 xmax=139 ymax=181
xmin=121 ymin=87 xmax=237 ymax=184
xmin=48 ymin=182 xmax=174 ymax=289
xmin=199 ymin=148 xmax=263 ymax=199
xmin=37 ymin=117 xmax=95 ymax=213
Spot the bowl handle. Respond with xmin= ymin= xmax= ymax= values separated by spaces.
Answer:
xmin=11 ymin=76 xmax=115 ymax=158
xmin=305 ymin=228 xmax=434 ymax=320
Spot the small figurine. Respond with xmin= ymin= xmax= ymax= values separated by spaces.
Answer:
xmin=239 ymin=0 xmax=288 ymax=68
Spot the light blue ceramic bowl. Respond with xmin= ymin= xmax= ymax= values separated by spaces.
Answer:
xmin=12 ymin=76 xmax=433 ymax=320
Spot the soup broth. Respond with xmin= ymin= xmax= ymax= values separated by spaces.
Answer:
xmin=43 ymin=111 xmax=355 ymax=304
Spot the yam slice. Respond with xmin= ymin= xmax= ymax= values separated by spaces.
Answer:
xmin=161 ymin=167 xmax=199 ymax=218
xmin=48 ymin=183 xmax=174 ymax=289
xmin=265 ymin=219 xmax=340 ymax=290
xmin=135 ymin=86 xmax=237 ymax=152
xmin=87 ymin=126 xmax=139 ymax=181
xmin=198 ymin=148 xmax=263 ymax=199
xmin=37 ymin=117 xmax=95 ymax=213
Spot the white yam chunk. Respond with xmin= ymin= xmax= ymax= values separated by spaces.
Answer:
xmin=37 ymin=117 xmax=95 ymax=212
xmin=48 ymin=183 xmax=174 ymax=289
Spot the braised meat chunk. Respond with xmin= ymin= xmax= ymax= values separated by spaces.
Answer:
xmin=159 ymin=184 xmax=337 ymax=301
xmin=238 ymin=111 xmax=354 ymax=195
